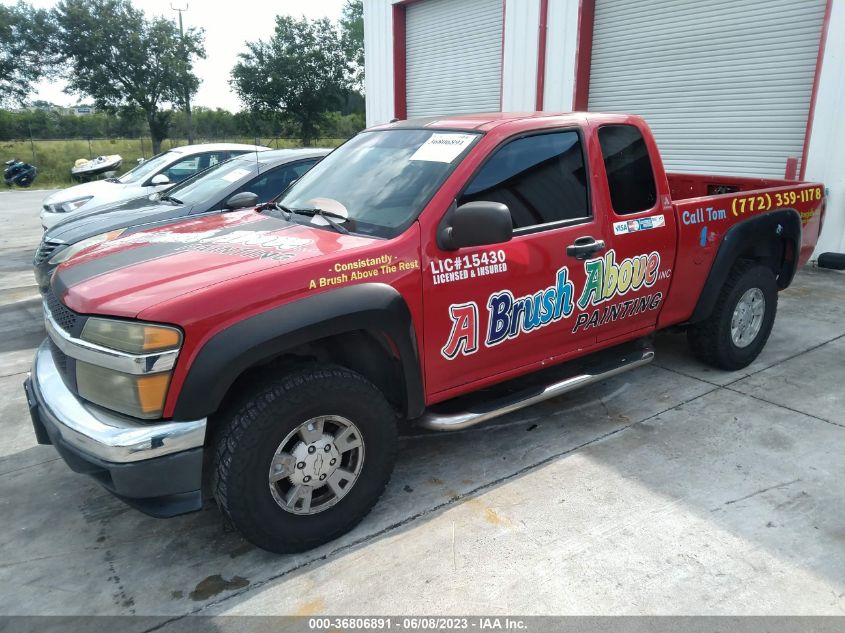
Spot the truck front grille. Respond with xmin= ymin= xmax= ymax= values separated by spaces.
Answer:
xmin=34 ymin=239 xmax=63 ymax=265
xmin=43 ymin=293 xmax=81 ymax=394
xmin=44 ymin=289 xmax=78 ymax=335
xmin=47 ymin=338 xmax=68 ymax=375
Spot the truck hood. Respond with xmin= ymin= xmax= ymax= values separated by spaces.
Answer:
xmin=53 ymin=210 xmax=378 ymax=317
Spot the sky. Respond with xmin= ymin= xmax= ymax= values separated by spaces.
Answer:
xmin=6 ymin=0 xmax=347 ymax=111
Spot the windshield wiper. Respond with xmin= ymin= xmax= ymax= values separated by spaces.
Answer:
xmin=159 ymin=194 xmax=183 ymax=205
xmin=263 ymin=203 xmax=349 ymax=234
xmin=289 ymin=207 xmax=350 ymax=235
xmin=259 ymin=201 xmax=293 ymax=221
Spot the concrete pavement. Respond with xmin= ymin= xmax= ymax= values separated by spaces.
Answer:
xmin=0 ymin=190 xmax=842 ymax=622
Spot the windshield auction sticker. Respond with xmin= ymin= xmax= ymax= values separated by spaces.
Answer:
xmin=410 ymin=133 xmax=477 ymax=163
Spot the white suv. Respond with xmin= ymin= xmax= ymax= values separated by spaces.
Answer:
xmin=40 ymin=143 xmax=269 ymax=229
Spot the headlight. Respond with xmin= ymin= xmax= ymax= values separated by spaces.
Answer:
xmin=76 ymin=362 xmax=174 ymax=419
xmin=59 ymin=196 xmax=93 ymax=213
xmin=48 ymin=229 xmax=124 ymax=265
xmin=81 ymin=318 xmax=182 ymax=354
xmin=74 ymin=318 xmax=183 ymax=419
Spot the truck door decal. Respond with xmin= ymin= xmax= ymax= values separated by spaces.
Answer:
xmin=613 ymin=214 xmax=666 ymax=235
xmin=440 ymin=250 xmax=664 ymax=359
xmin=486 ymin=268 xmax=575 ymax=347
xmin=577 ymin=250 xmax=660 ymax=309
xmin=441 ymin=302 xmax=479 ymax=360
xmin=571 ymin=292 xmax=663 ymax=333
xmin=440 ymin=266 xmax=576 ymax=358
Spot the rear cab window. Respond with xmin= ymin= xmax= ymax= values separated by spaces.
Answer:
xmin=598 ymin=124 xmax=657 ymax=215
xmin=458 ymin=130 xmax=590 ymax=233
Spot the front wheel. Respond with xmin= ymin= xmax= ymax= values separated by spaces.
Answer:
xmin=687 ymin=262 xmax=778 ymax=370
xmin=212 ymin=366 xmax=398 ymax=553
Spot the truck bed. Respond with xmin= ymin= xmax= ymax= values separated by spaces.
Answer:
xmin=657 ymin=172 xmax=826 ymax=329
xmin=668 ymin=172 xmax=809 ymax=201
xmin=668 ymin=172 xmax=825 ymax=260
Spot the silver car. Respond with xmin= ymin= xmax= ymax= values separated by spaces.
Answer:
xmin=40 ymin=143 xmax=270 ymax=229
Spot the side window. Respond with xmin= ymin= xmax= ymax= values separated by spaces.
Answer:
xmin=163 ymin=152 xmax=234 ymax=183
xmin=238 ymin=160 xmax=317 ymax=202
xmin=598 ymin=124 xmax=657 ymax=215
xmin=238 ymin=161 xmax=318 ymax=202
xmin=290 ymin=160 xmax=317 ymax=178
xmin=162 ymin=155 xmax=203 ymax=183
xmin=458 ymin=131 xmax=589 ymax=230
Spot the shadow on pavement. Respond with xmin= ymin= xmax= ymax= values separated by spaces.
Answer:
xmin=0 ymin=270 xmax=843 ymax=619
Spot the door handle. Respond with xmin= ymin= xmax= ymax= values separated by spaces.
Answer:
xmin=566 ymin=236 xmax=606 ymax=260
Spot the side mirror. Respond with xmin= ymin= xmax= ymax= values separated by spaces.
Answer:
xmin=226 ymin=191 xmax=259 ymax=209
xmin=150 ymin=173 xmax=170 ymax=186
xmin=437 ymin=201 xmax=513 ymax=251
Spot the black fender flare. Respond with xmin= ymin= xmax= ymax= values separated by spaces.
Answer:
xmin=688 ymin=208 xmax=801 ymax=324
xmin=172 ymin=283 xmax=425 ymax=420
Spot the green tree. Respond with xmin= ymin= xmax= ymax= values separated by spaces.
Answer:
xmin=231 ymin=15 xmax=350 ymax=147
xmin=171 ymin=107 xmax=241 ymax=141
xmin=51 ymin=0 xmax=205 ymax=153
xmin=340 ymin=0 xmax=364 ymax=91
xmin=0 ymin=2 xmax=55 ymax=106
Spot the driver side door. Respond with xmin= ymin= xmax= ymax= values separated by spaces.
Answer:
xmin=422 ymin=129 xmax=601 ymax=397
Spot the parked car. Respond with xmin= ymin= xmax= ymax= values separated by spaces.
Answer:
xmin=39 ymin=143 xmax=270 ymax=229
xmin=26 ymin=112 xmax=825 ymax=553
xmin=34 ymin=148 xmax=329 ymax=292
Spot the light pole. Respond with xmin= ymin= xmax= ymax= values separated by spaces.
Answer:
xmin=171 ymin=3 xmax=193 ymax=144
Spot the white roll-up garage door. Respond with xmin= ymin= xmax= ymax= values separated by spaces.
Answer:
xmin=588 ymin=0 xmax=826 ymax=178
xmin=406 ymin=0 xmax=503 ymax=118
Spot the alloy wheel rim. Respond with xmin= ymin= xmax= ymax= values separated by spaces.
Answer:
xmin=268 ymin=415 xmax=365 ymax=515
xmin=730 ymin=287 xmax=765 ymax=348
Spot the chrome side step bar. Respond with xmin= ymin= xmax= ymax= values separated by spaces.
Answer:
xmin=417 ymin=344 xmax=655 ymax=432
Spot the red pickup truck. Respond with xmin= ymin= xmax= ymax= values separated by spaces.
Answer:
xmin=25 ymin=112 xmax=826 ymax=553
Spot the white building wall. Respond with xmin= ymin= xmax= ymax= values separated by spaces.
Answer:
xmin=363 ymin=0 xmax=396 ymax=127
xmin=406 ymin=0 xmax=504 ymax=117
xmin=541 ymin=0 xmax=580 ymax=112
xmin=365 ymin=0 xmax=561 ymax=122
xmin=364 ymin=0 xmax=843 ymax=257
xmin=805 ymin=1 xmax=845 ymax=256
xmin=501 ymin=0 xmax=540 ymax=112
xmin=365 ymin=0 xmax=581 ymax=121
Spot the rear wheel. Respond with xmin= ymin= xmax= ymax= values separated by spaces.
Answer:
xmin=212 ymin=365 xmax=397 ymax=553
xmin=687 ymin=262 xmax=778 ymax=370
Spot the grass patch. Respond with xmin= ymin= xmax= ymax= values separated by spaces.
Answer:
xmin=2 ymin=137 xmax=346 ymax=189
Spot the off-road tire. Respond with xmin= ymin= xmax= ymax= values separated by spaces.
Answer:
xmin=687 ymin=262 xmax=778 ymax=370
xmin=212 ymin=365 xmax=398 ymax=553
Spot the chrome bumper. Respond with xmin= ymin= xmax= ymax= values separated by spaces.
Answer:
xmin=29 ymin=341 xmax=206 ymax=464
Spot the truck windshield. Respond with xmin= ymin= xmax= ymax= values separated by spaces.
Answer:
xmin=276 ymin=129 xmax=480 ymax=238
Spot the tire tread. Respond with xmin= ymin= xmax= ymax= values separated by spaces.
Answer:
xmin=687 ymin=261 xmax=777 ymax=370
xmin=211 ymin=365 xmax=397 ymax=553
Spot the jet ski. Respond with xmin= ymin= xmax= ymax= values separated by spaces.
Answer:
xmin=4 ymin=159 xmax=37 ymax=187
xmin=71 ymin=154 xmax=123 ymax=180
